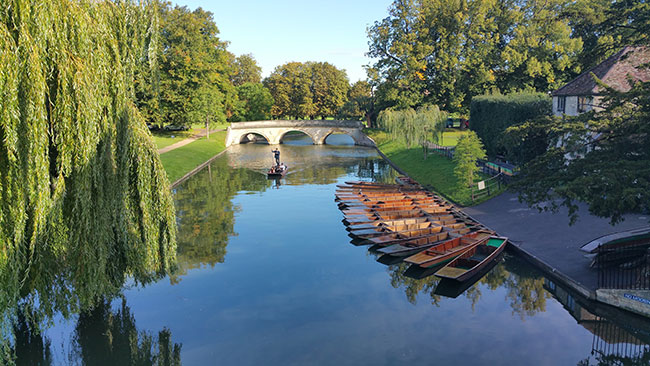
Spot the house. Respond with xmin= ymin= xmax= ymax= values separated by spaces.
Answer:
xmin=552 ymin=46 xmax=650 ymax=117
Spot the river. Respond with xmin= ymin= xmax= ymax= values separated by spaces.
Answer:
xmin=10 ymin=134 xmax=650 ymax=365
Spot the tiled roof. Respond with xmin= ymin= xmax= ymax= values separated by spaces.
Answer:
xmin=552 ymin=46 xmax=650 ymax=96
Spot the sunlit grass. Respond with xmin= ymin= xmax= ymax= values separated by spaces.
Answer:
xmin=160 ymin=131 xmax=227 ymax=184
xmin=365 ymin=129 xmax=503 ymax=206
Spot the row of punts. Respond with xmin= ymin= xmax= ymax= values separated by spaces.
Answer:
xmin=335 ymin=178 xmax=508 ymax=282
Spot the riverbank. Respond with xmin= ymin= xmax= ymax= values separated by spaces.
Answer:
xmin=464 ymin=192 xmax=650 ymax=317
xmin=159 ymin=131 xmax=227 ymax=184
xmin=364 ymin=128 xmax=504 ymax=206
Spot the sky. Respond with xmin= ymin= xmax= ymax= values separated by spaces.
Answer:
xmin=174 ymin=0 xmax=394 ymax=82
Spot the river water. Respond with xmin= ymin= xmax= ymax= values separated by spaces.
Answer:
xmin=13 ymin=135 xmax=650 ymax=365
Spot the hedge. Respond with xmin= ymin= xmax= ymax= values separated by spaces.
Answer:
xmin=469 ymin=93 xmax=551 ymax=158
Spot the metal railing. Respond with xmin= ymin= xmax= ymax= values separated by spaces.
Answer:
xmin=597 ymin=245 xmax=650 ymax=290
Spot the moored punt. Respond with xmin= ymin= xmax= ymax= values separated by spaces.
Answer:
xmin=404 ymin=230 xmax=494 ymax=268
xmin=339 ymin=197 xmax=443 ymax=209
xmin=342 ymin=203 xmax=451 ymax=216
xmin=377 ymin=230 xmax=459 ymax=257
xmin=346 ymin=215 xmax=456 ymax=232
xmin=435 ymin=236 xmax=508 ymax=282
xmin=349 ymin=221 xmax=440 ymax=239
xmin=363 ymin=226 xmax=448 ymax=246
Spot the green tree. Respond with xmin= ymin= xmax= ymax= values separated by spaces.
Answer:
xmin=232 ymin=83 xmax=274 ymax=121
xmin=339 ymin=80 xmax=376 ymax=125
xmin=307 ymin=62 xmax=350 ymax=119
xmin=377 ymin=105 xmax=446 ymax=147
xmin=231 ymin=53 xmax=263 ymax=86
xmin=264 ymin=62 xmax=314 ymax=119
xmin=158 ymin=4 xmax=236 ymax=127
xmin=453 ymin=131 xmax=487 ymax=189
xmin=498 ymin=0 xmax=583 ymax=92
xmin=0 ymin=0 xmax=175 ymax=337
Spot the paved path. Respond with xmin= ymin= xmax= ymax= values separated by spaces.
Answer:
xmin=464 ymin=192 xmax=650 ymax=292
xmin=157 ymin=128 xmax=223 ymax=154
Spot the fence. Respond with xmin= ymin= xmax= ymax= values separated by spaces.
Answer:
xmin=597 ymin=245 xmax=650 ymax=290
xmin=422 ymin=141 xmax=454 ymax=159
xmin=470 ymin=173 xmax=506 ymax=202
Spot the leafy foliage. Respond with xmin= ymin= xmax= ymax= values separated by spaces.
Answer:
xmin=231 ymin=82 xmax=274 ymax=122
xmin=377 ymin=105 xmax=447 ymax=147
xmin=0 ymin=0 xmax=176 ymax=334
xmin=453 ymin=131 xmax=487 ymax=189
xmin=231 ymin=53 xmax=262 ymax=86
xmin=263 ymin=61 xmax=349 ymax=119
xmin=507 ymin=80 xmax=650 ymax=224
xmin=339 ymin=81 xmax=376 ymax=125
xmin=156 ymin=4 xmax=235 ymax=127
xmin=367 ymin=0 xmax=583 ymax=113
xmin=470 ymin=92 xmax=551 ymax=158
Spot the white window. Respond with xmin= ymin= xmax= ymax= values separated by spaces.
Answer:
xmin=557 ymin=96 xmax=566 ymax=113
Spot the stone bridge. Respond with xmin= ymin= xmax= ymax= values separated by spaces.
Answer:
xmin=225 ymin=120 xmax=376 ymax=147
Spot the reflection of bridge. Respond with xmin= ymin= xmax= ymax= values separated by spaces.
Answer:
xmin=225 ymin=120 xmax=376 ymax=147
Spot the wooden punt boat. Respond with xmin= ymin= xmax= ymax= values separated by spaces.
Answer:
xmin=339 ymin=197 xmax=443 ymax=209
xmin=350 ymin=221 xmax=440 ymax=239
xmin=377 ymin=230 xmax=460 ymax=257
xmin=343 ymin=211 xmax=449 ymax=226
xmin=346 ymin=215 xmax=455 ymax=232
xmin=404 ymin=230 xmax=494 ymax=268
xmin=433 ymin=252 xmax=504 ymax=298
xmin=364 ymin=226 xmax=447 ymax=246
xmin=343 ymin=203 xmax=449 ymax=216
xmin=435 ymin=236 xmax=508 ymax=282
xmin=347 ymin=216 xmax=448 ymax=231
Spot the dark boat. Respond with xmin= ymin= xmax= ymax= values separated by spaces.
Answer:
xmin=267 ymin=164 xmax=288 ymax=178
xmin=435 ymin=236 xmax=508 ymax=282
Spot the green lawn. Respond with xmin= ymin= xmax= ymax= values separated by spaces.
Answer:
xmin=366 ymin=129 xmax=503 ymax=206
xmin=438 ymin=129 xmax=469 ymax=147
xmin=152 ymin=122 xmax=231 ymax=150
xmin=160 ymin=131 xmax=227 ymax=184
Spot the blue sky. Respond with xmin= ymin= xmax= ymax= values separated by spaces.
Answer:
xmin=174 ymin=0 xmax=394 ymax=82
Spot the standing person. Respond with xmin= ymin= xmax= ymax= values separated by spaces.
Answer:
xmin=272 ymin=148 xmax=280 ymax=166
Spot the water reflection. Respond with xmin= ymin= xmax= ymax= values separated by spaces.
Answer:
xmin=171 ymin=159 xmax=270 ymax=283
xmin=10 ymin=298 xmax=181 ymax=366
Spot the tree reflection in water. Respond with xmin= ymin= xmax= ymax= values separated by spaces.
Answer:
xmin=8 ymin=298 xmax=181 ymax=366
xmin=385 ymin=254 xmax=550 ymax=317
xmin=171 ymin=158 xmax=270 ymax=284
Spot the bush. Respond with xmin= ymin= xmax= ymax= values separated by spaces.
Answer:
xmin=470 ymin=92 xmax=551 ymax=159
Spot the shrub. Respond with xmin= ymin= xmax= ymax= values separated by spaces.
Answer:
xmin=470 ymin=92 xmax=551 ymax=159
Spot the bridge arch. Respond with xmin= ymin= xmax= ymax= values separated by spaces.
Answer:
xmin=279 ymin=130 xmax=317 ymax=145
xmin=239 ymin=131 xmax=271 ymax=144
xmin=320 ymin=129 xmax=358 ymax=145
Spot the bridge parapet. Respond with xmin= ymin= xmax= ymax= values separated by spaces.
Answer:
xmin=225 ymin=120 xmax=374 ymax=147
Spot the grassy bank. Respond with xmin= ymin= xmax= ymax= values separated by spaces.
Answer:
xmin=152 ymin=122 xmax=230 ymax=150
xmin=160 ymin=131 xmax=227 ymax=183
xmin=365 ymin=129 xmax=503 ymax=206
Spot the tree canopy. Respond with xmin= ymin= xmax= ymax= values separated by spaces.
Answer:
xmin=264 ymin=61 xmax=350 ymax=119
xmin=367 ymin=0 xmax=583 ymax=113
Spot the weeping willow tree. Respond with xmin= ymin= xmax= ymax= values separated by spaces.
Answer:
xmin=0 ymin=0 xmax=176 ymax=336
xmin=376 ymin=105 xmax=446 ymax=147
